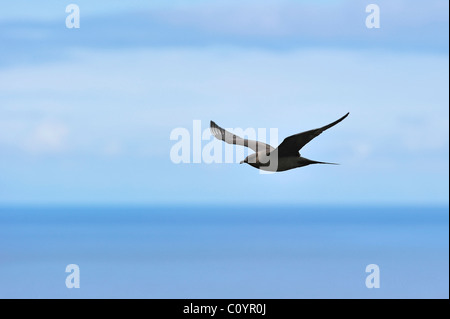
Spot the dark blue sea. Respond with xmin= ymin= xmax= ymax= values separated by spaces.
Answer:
xmin=0 ymin=206 xmax=448 ymax=298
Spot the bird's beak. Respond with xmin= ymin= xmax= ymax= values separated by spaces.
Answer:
xmin=240 ymin=160 xmax=245 ymax=164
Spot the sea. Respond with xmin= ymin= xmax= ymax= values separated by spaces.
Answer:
xmin=0 ymin=205 xmax=448 ymax=298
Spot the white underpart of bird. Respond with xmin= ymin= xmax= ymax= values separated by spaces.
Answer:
xmin=210 ymin=112 xmax=349 ymax=172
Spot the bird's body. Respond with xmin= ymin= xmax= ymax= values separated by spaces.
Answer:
xmin=242 ymin=152 xmax=336 ymax=172
xmin=246 ymin=154 xmax=302 ymax=172
xmin=210 ymin=112 xmax=349 ymax=172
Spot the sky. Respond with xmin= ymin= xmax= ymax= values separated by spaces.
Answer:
xmin=0 ymin=0 xmax=448 ymax=205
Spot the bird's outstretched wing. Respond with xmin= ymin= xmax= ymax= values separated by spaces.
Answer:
xmin=210 ymin=121 xmax=274 ymax=153
xmin=275 ymin=112 xmax=349 ymax=157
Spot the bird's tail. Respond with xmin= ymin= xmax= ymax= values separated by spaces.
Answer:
xmin=308 ymin=159 xmax=339 ymax=165
xmin=318 ymin=161 xmax=339 ymax=165
xmin=299 ymin=157 xmax=339 ymax=166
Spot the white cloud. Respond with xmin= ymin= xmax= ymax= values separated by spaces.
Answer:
xmin=21 ymin=120 xmax=69 ymax=154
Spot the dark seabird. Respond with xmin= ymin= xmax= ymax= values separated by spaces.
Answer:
xmin=210 ymin=112 xmax=349 ymax=172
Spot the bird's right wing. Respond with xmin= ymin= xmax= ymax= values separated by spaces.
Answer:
xmin=275 ymin=112 xmax=349 ymax=157
xmin=210 ymin=121 xmax=274 ymax=153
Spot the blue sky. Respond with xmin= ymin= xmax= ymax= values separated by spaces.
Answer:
xmin=0 ymin=0 xmax=448 ymax=205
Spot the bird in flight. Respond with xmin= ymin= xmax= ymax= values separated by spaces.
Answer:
xmin=210 ymin=112 xmax=349 ymax=172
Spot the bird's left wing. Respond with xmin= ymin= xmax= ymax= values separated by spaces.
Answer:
xmin=210 ymin=121 xmax=274 ymax=153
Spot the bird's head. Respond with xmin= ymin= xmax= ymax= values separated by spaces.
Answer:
xmin=240 ymin=153 xmax=257 ymax=165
